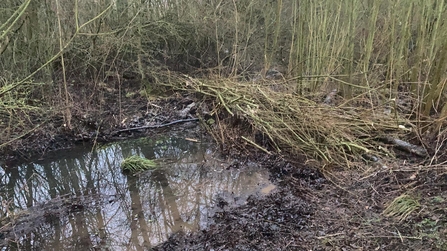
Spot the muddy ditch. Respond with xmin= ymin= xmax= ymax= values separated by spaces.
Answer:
xmin=0 ymin=85 xmax=446 ymax=250
xmin=0 ymin=133 xmax=282 ymax=250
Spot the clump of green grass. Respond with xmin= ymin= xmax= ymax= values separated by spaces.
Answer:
xmin=121 ymin=156 xmax=158 ymax=173
xmin=383 ymin=194 xmax=420 ymax=222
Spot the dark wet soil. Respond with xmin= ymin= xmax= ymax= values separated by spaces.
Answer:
xmin=152 ymin=155 xmax=447 ymax=251
xmin=153 ymin=156 xmax=322 ymax=251
xmin=154 ymin=190 xmax=313 ymax=251
xmin=1 ymin=80 xmax=446 ymax=251
xmin=0 ymin=78 xmax=200 ymax=164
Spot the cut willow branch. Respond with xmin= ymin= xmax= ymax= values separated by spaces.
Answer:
xmin=111 ymin=118 xmax=199 ymax=135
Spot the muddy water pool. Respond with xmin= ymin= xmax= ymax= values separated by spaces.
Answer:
xmin=0 ymin=134 xmax=274 ymax=250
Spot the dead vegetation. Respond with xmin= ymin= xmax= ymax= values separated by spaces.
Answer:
xmin=160 ymin=73 xmax=435 ymax=167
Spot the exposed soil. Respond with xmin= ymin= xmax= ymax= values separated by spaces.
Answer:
xmin=153 ymin=155 xmax=447 ymax=251
xmin=1 ymin=79 xmax=446 ymax=251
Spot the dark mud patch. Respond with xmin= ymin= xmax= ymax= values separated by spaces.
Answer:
xmin=152 ymin=157 xmax=324 ymax=251
xmin=152 ymin=156 xmax=447 ymax=251
xmin=154 ymin=190 xmax=313 ymax=251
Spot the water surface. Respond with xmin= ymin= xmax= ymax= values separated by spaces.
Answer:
xmin=0 ymin=134 xmax=272 ymax=250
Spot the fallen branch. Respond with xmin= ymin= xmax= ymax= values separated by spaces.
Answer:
xmin=111 ymin=118 xmax=199 ymax=135
xmin=380 ymin=136 xmax=428 ymax=157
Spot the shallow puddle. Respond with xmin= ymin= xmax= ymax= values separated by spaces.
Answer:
xmin=0 ymin=135 xmax=273 ymax=250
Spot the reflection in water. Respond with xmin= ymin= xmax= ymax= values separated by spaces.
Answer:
xmin=0 ymin=136 xmax=271 ymax=250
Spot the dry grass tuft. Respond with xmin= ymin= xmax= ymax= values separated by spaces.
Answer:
xmin=383 ymin=194 xmax=420 ymax=222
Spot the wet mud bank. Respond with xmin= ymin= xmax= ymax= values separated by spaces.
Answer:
xmin=1 ymin=88 xmax=446 ymax=250
xmin=153 ymin=155 xmax=447 ymax=251
xmin=156 ymin=155 xmax=330 ymax=250
xmin=0 ymin=89 xmax=203 ymax=164
xmin=157 ymin=190 xmax=313 ymax=251
xmin=0 ymin=85 xmax=328 ymax=250
xmin=154 ymin=157 xmax=325 ymax=251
